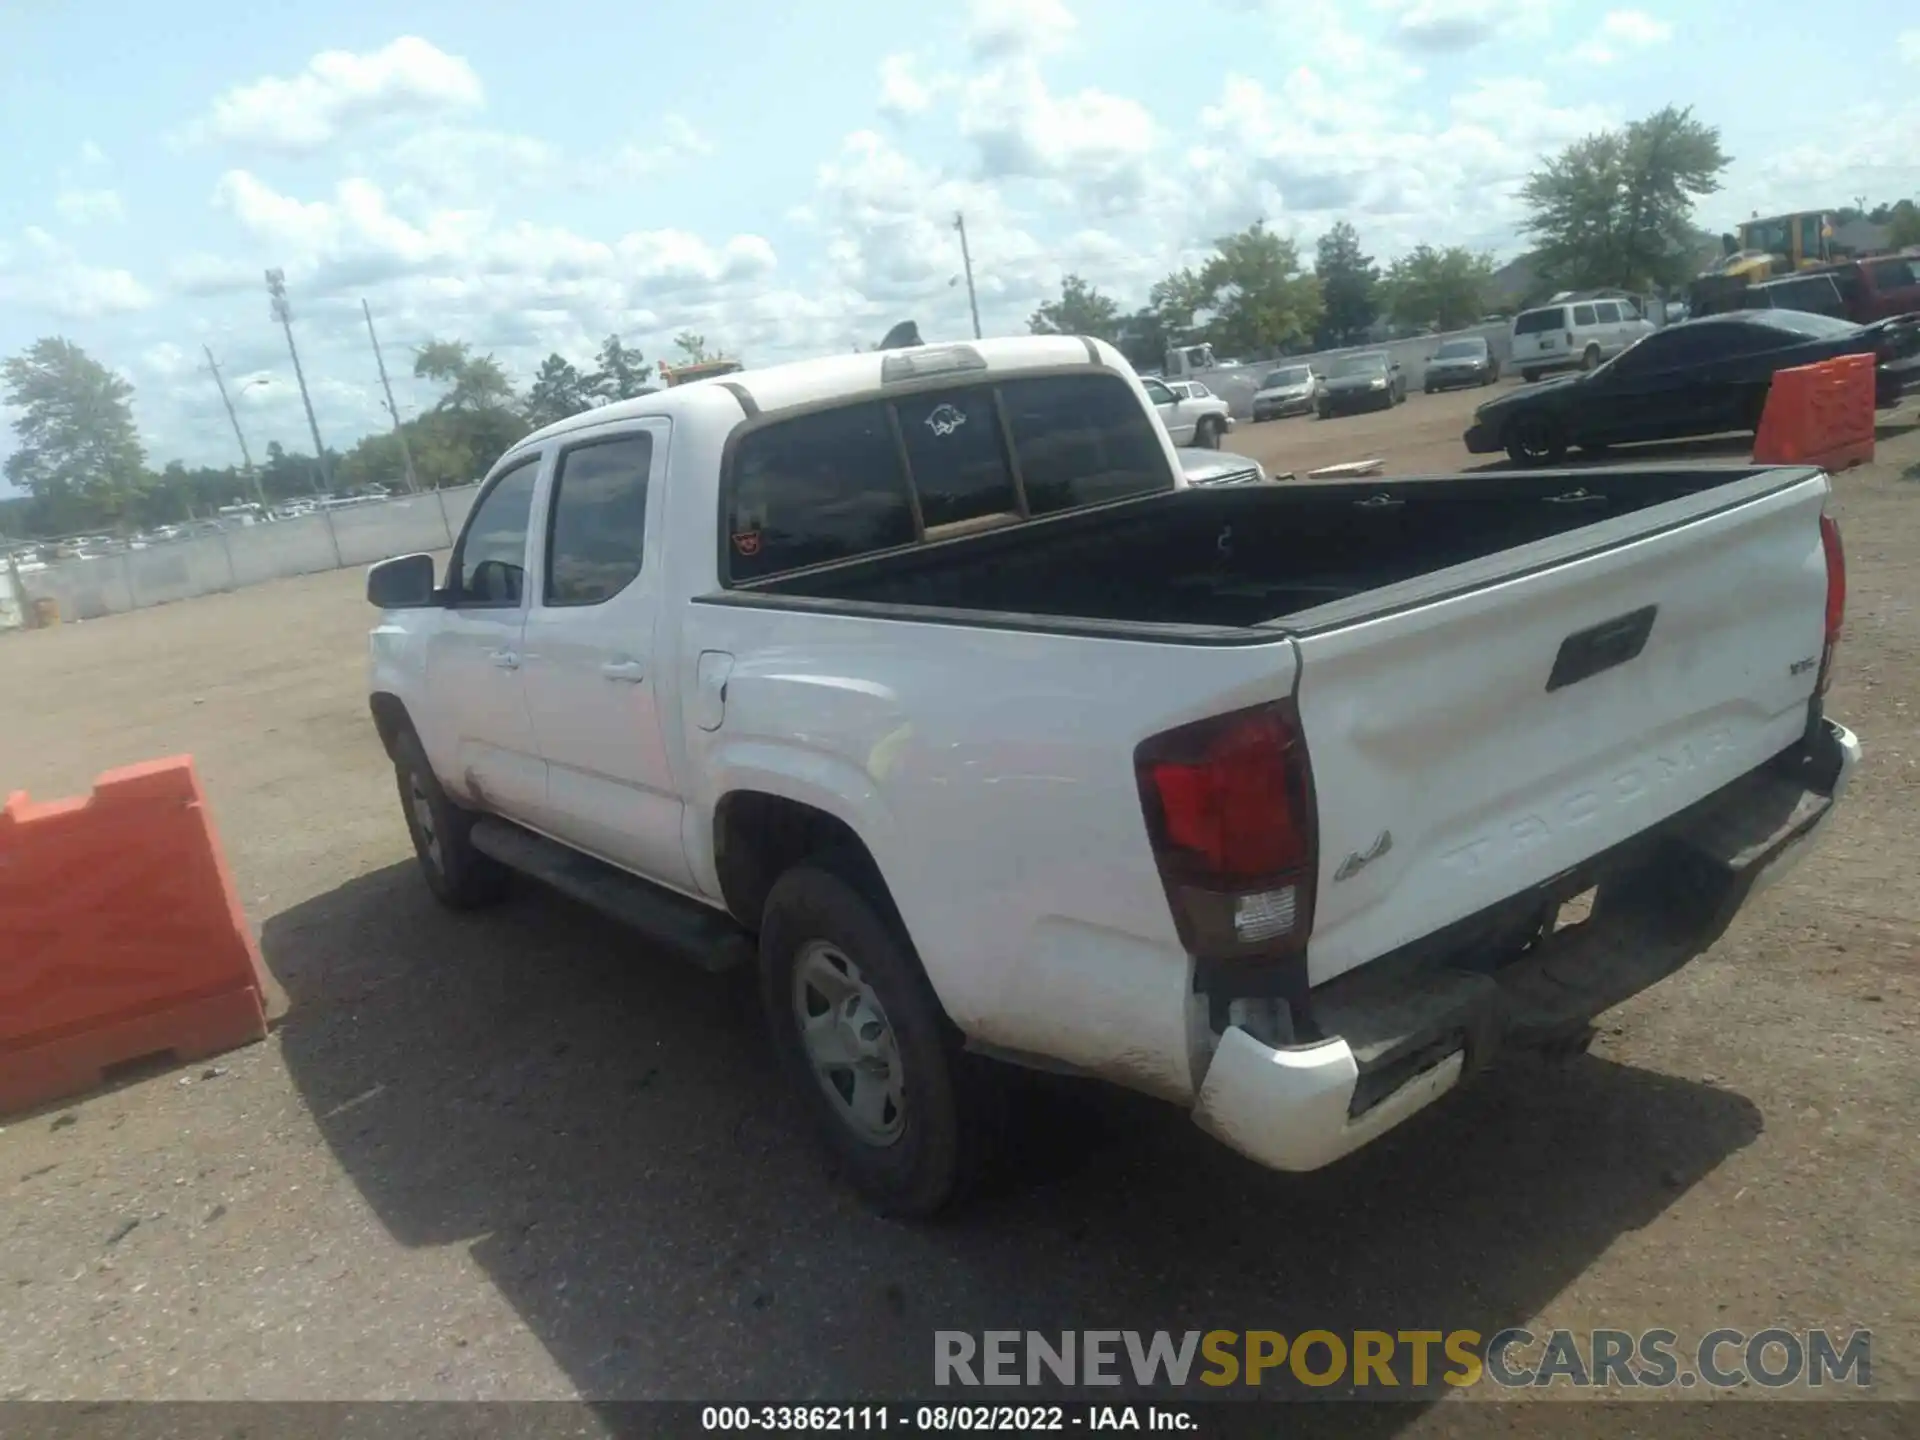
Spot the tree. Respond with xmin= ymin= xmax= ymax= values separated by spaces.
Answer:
xmin=1314 ymin=222 xmax=1378 ymax=346
xmin=2 ymin=337 xmax=147 ymax=529
xmin=1379 ymin=245 xmax=1498 ymax=330
xmin=1890 ymin=199 xmax=1920 ymax=249
xmin=589 ymin=335 xmax=653 ymax=402
xmin=526 ymin=353 xmax=596 ymax=428
xmin=1028 ymin=274 xmax=1123 ymax=341
xmin=1195 ymin=221 xmax=1323 ymax=358
xmin=673 ymin=331 xmax=716 ymax=365
xmin=1521 ymin=105 xmax=1731 ymax=292
xmin=1147 ymin=267 xmax=1212 ymax=347
xmin=413 ymin=339 xmax=518 ymax=413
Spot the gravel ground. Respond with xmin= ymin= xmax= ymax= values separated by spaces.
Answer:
xmin=2 ymin=385 xmax=1917 ymax=1414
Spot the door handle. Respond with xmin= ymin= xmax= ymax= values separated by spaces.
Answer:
xmin=600 ymin=659 xmax=646 ymax=683
xmin=489 ymin=649 xmax=520 ymax=671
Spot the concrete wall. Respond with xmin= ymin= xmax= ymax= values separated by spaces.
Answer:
xmin=18 ymin=484 xmax=480 ymax=622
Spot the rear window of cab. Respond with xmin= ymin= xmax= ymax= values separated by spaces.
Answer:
xmin=724 ymin=372 xmax=1172 ymax=583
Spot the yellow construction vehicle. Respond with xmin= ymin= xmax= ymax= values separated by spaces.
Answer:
xmin=1690 ymin=210 xmax=1839 ymax=316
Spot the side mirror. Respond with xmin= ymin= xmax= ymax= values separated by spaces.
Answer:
xmin=367 ymin=552 xmax=438 ymax=608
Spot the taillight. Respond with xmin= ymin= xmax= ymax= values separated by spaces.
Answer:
xmin=1817 ymin=510 xmax=1846 ymax=695
xmin=1135 ymin=701 xmax=1318 ymax=958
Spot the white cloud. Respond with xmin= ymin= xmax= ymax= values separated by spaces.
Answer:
xmin=0 ymin=227 xmax=153 ymax=319
xmin=178 ymin=36 xmax=483 ymax=154
xmin=1572 ymin=9 xmax=1673 ymax=64
xmin=878 ymin=53 xmax=946 ymax=118
xmin=53 ymin=188 xmax=124 ymax=225
xmin=1379 ymin=0 xmax=1559 ymax=53
xmin=1899 ymin=28 xmax=1919 ymax=64
xmin=78 ymin=140 xmax=108 ymax=167
xmin=966 ymin=0 xmax=1077 ymax=60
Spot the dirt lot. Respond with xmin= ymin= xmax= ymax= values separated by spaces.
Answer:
xmin=2 ymin=384 xmax=1917 ymax=1417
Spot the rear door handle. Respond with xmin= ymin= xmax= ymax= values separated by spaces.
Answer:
xmin=489 ymin=649 xmax=520 ymax=671
xmin=600 ymin=659 xmax=646 ymax=683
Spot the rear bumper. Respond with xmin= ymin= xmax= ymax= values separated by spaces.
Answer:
xmin=1192 ymin=718 xmax=1860 ymax=1174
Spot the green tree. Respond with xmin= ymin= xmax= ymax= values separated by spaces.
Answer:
xmin=1114 ymin=309 xmax=1170 ymax=373
xmin=1196 ymin=220 xmax=1323 ymax=358
xmin=1890 ymin=200 xmax=1920 ymax=249
xmin=2 ymin=337 xmax=148 ymax=529
xmin=526 ymin=353 xmax=597 ymax=428
xmin=1521 ymin=104 xmax=1731 ymax=292
xmin=1379 ymin=245 xmax=1498 ymax=330
xmin=589 ymin=335 xmax=653 ymax=402
xmin=1028 ymin=274 xmax=1123 ymax=341
xmin=1314 ymin=221 xmax=1378 ymax=346
xmin=413 ymin=339 xmax=518 ymax=413
xmin=673 ymin=331 xmax=715 ymax=365
xmin=1147 ymin=267 xmax=1212 ymax=347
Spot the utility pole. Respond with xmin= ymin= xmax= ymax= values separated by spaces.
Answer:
xmin=953 ymin=211 xmax=983 ymax=340
xmin=362 ymin=298 xmax=419 ymax=492
xmin=203 ymin=345 xmax=268 ymax=510
xmin=266 ymin=268 xmax=333 ymax=494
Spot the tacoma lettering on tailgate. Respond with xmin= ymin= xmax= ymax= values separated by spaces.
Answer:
xmin=1439 ymin=727 xmax=1736 ymax=876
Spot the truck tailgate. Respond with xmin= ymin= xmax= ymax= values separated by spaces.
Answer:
xmin=1292 ymin=470 xmax=1830 ymax=986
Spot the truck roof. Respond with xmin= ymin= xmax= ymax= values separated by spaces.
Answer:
xmin=516 ymin=334 xmax=1112 ymax=452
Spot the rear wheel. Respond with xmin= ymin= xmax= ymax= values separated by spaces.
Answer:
xmin=1505 ymin=412 xmax=1569 ymax=466
xmin=760 ymin=862 xmax=991 ymax=1218
xmin=1581 ymin=344 xmax=1602 ymax=372
xmin=1522 ymin=368 xmax=1541 ymax=383
xmin=392 ymin=729 xmax=509 ymax=909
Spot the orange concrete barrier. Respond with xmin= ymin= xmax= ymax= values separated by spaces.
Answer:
xmin=0 ymin=756 xmax=269 ymax=1115
xmin=1753 ymin=354 xmax=1876 ymax=472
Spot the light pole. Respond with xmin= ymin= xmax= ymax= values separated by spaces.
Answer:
xmin=266 ymin=268 xmax=335 ymax=494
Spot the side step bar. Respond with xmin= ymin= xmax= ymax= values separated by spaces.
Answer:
xmin=468 ymin=819 xmax=753 ymax=974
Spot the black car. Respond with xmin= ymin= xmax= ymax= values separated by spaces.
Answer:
xmin=1463 ymin=309 xmax=1919 ymax=466
xmin=1316 ymin=352 xmax=1406 ymax=417
xmin=1422 ymin=335 xmax=1500 ymax=392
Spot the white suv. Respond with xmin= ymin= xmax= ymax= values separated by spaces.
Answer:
xmin=1510 ymin=299 xmax=1654 ymax=381
xmin=1140 ymin=376 xmax=1235 ymax=447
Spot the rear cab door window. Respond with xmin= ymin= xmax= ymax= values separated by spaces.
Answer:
xmin=723 ymin=370 xmax=1172 ymax=584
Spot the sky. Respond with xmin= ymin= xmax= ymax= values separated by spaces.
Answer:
xmin=2 ymin=0 xmax=1918 ymax=483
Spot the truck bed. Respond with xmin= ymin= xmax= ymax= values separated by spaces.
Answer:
xmin=736 ymin=466 xmax=1805 ymax=632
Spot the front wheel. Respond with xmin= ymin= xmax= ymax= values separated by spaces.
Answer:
xmin=760 ymin=863 xmax=989 ymax=1218
xmin=392 ymin=730 xmax=509 ymax=909
xmin=1505 ymin=412 xmax=1569 ymax=466
xmin=1522 ymin=368 xmax=1541 ymax=383
xmin=1193 ymin=417 xmax=1223 ymax=448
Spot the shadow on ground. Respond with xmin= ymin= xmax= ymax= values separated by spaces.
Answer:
xmin=263 ymin=862 xmax=1762 ymax=1414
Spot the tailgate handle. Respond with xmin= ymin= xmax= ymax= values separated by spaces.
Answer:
xmin=1546 ymin=605 xmax=1658 ymax=693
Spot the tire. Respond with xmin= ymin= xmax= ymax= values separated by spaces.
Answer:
xmin=1424 ymin=385 xmax=1436 ymax=395
xmin=760 ymin=862 xmax=990 ymax=1218
xmin=1581 ymin=345 xmax=1602 ymax=372
xmin=392 ymin=729 xmax=510 ymax=910
xmin=1194 ymin=417 xmax=1223 ymax=448
xmin=1522 ymin=368 xmax=1541 ymax=384
xmin=1484 ymin=367 xmax=1499 ymax=386
xmin=1504 ymin=412 xmax=1569 ymax=466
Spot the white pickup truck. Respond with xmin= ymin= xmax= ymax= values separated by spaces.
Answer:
xmin=366 ymin=335 xmax=1859 ymax=1217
